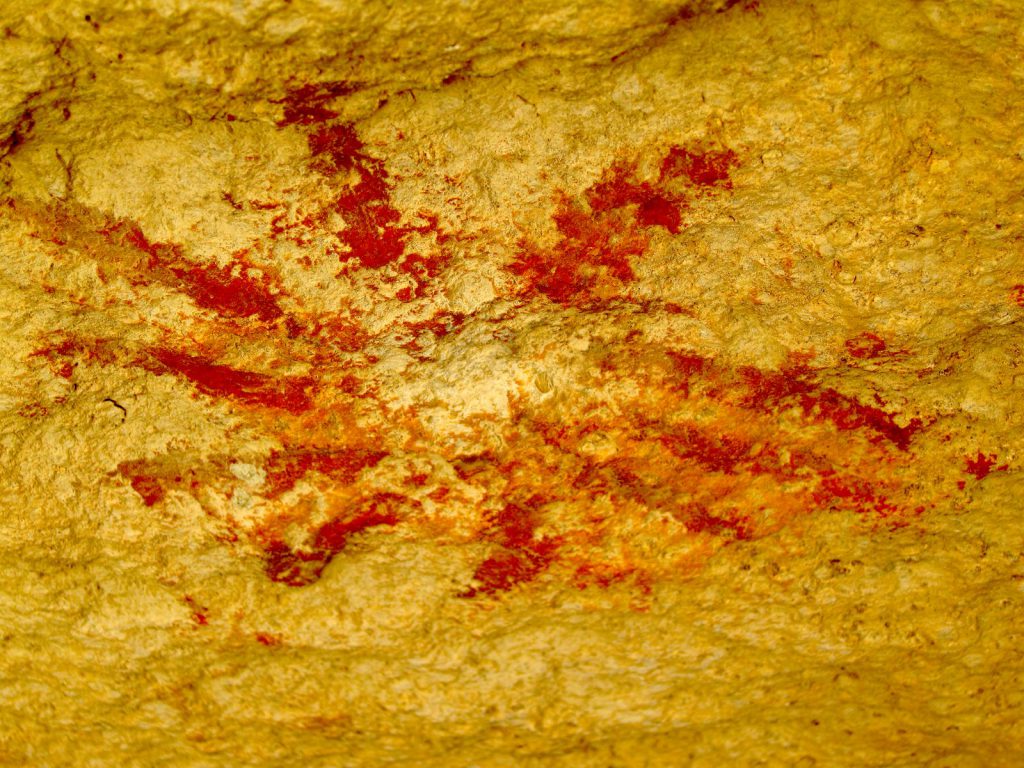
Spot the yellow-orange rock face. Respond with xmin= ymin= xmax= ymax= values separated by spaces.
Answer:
xmin=1 ymin=0 xmax=1023 ymax=765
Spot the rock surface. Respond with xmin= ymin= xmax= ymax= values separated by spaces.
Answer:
xmin=1 ymin=0 xmax=1023 ymax=765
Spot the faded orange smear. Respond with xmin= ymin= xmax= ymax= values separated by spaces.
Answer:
xmin=146 ymin=348 xmax=315 ymax=413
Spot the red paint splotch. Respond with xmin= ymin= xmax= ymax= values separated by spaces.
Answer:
xmin=102 ymin=221 xmax=286 ymax=323
xmin=738 ymin=361 xmax=923 ymax=450
xmin=682 ymin=504 xmax=753 ymax=540
xmin=587 ymin=162 xmax=686 ymax=234
xmin=964 ymin=452 xmax=1009 ymax=480
xmin=274 ymin=80 xmax=357 ymax=127
xmin=262 ymin=493 xmax=404 ymax=587
xmin=510 ymin=143 xmax=738 ymax=305
xmin=845 ymin=332 xmax=888 ymax=360
xmin=660 ymin=145 xmax=738 ymax=188
xmin=261 ymin=446 xmax=388 ymax=497
xmin=462 ymin=500 xmax=561 ymax=597
xmin=183 ymin=595 xmax=209 ymax=626
xmin=301 ymin=121 xmax=450 ymax=296
xmin=116 ymin=458 xmax=206 ymax=509
xmin=146 ymin=348 xmax=314 ymax=413
xmin=454 ymin=341 xmax=937 ymax=597
xmin=30 ymin=336 xmax=114 ymax=379
xmin=274 ymin=97 xmax=454 ymax=298
xmin=127 ymin=473 xmax=166 ymax=507
xmin=1013 ymin=284 xmax=1024 ymax=307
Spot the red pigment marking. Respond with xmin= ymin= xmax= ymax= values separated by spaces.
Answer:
xmin=263 ymin=493 xmax=403 ymax=587
xmin=274 ymin=81 xmax=357 ymax=127
xmin=509 ymin=195 xmax=646 ymax=305
xmin=30 ymin=336 xmax=115 ymax=378
xmin=148 ymin=349 xmax=314 ymax=413
xmin=573 ymin=563 xmax=635 ymax=590
xmin=305 ymin=123 xmax=426 ymax=278
xmin=0 ymin=109 xmax=34 ymax=157
xmin=660 ymin=146 xmax=738 ymax=188
xmin=739 ymin=364 xmax=923 ymax=450
xmin=183 ymin=595 xmax=208 ymax=626
xmin=666 ymin=349 xmax=709 ymax=396
xmin=812 ymin=472 xmax=899 ymax=519
xmin=586 ymin=163 xmax=686 ymax=234
xmin=964 ymin=452 xmax=1008 ymax=480
xmin=128 ymin=474 xmax=166 ymax=506
xmin=105 ymin=222 xmax=286 ymax=322
xmin=845 ymin=332 xmax=887 ymax=359
xmin=262 ymin=447 xmax=388 ymax=497
xmin=402 ymin=311 xmax=466 ymax=350
xmin=510 ymin=143 xmax=737 ymax=305
xmin=308 ymin=123 xmax=366 ymax=173
xmin=255 ymin=633 xmax=281 ymax=646
xmin=660 ymin=425 xmax=752 ymax=474
xmin=462 ymin=501 xmax=561 ymax=597
xmin=279 ymin=111 xmax=452 ymax=296
xmin=683 ymin=505 xmax=752 ymax=539
xmin=1013 ymin=285 xmax=1024 ymax=307
xmin=311 ymin=317 xmax=369 ymax=353
xmin=170 ymin=262 xmax=283 ymax=322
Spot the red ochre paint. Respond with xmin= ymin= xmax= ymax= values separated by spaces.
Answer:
xmin=461 ymin=501 xmax=561 ymax=597
xmin=964 ymin=452 xmax=1008 ymax=480
xmin=738 ymin=363 xmax=922 ymax=450
xmin=659 ymin=425 xmax=752 ymax=474
xmin=183 ymin=595 xmax=209 ymax=626
xmin=128 ymin=473 xmax=166 ymax=507
xmin=308 ymin=123 xmax=367 ymax=173
xmin=510 ymin=143 xmax=738 ymax=305
xmin=660 ymin=145 xmax=738 ymax=188
xmin=509 ymin=196 xmax=646 ymax=305
xmin=170 ymin=262 xmax=283 ymax=323
xmin=148 ymin=348 xmax=314 ymax=413
xmin=683 ymin=505 xmax=752 ymax=540
xmin=262 ymin=493 xmax=402 ymax=587
xmin=262 ymin=447 xmax=388 ymax=497
xmin=30 ymin=336 xmax=115 ymax=378
xmin=255 ymin=633 xmax=281 ymax=646
xmin=105 ymin=220 xmax=287 ymax=322
xmin=274 ymin=81 xmax=356 ymax=127
xmin=845 ymin=332 xmax=887 ymax=359
xmin=586 ymin=163 xmax=685 ymax=234
xmin=665 ymin=349 xmax=709 ymax=396
xmin=1013 ymin=284 xmax=1024 ymax=307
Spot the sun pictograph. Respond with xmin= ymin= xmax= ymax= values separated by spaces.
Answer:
xmin=13 ymin=80 xmax=970 ymax=601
